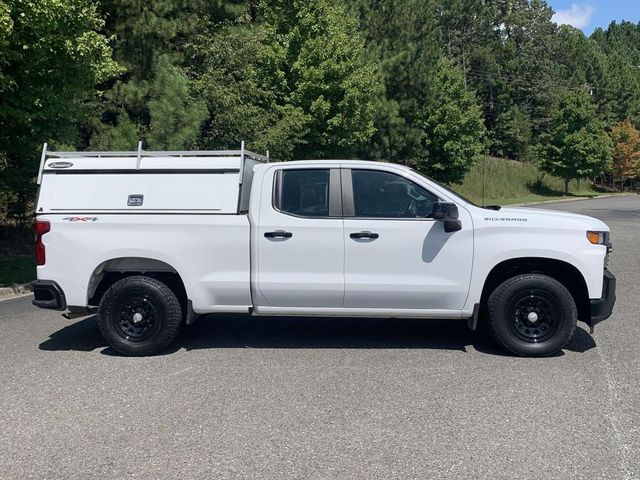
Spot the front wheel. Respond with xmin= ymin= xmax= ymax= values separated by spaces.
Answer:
xmin=487 ymin=274 xmax=577 ymax=357
xmin=98 ymin=276 xmax=183 ymax=356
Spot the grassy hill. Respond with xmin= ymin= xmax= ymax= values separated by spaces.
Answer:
xmin=450 ymin=157 xmax=599 ymax=206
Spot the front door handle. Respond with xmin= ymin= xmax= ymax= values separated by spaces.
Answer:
xmin=264 ymin=230 xmax=293 ymax=239
xmin=350 ymin=231 xmax=379 ymax=239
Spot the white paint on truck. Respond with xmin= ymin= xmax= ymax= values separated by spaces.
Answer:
xmin=32 ymin=146 xmax=616 ymax=356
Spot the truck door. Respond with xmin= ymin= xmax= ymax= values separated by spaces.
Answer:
xmin=254 ymin=166 xmax=344 ymax=308
xmin=341 ymin=168 xmax=473 ymax=312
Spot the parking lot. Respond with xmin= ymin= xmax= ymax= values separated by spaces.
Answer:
xmin=1 ymin=195 xmax=638 ymax=479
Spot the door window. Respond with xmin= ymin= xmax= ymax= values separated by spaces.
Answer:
xmin=351 ymin=170 xmax=438 ymax=218
xmin=275 ymin=169 xmax=330 ymax=217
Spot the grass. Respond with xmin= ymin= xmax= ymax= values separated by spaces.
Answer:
xmin=451 ymin=157 xmax=600 ymax=205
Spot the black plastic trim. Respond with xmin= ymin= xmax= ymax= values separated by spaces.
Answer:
xmin=589 ymin=270 xmax=616 ymax=326
xmin=468 ymin=303 xmax=480 ymax=330
xmin=341 ymin=168 xmax=355 ymax=216
xmin=31 ymin=280 xmax=67 ymax=311
xmin=329 ymin=168 xmax=343 ymax=217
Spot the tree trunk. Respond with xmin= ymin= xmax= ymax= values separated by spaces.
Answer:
xmin=564 ymin=179 xmax=570 ymax=196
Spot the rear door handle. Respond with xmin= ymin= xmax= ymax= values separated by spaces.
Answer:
xmin=264 ymin=230 xmax=293 ymax=239
xmin=350 ymin=231 xmax=379 ymax=239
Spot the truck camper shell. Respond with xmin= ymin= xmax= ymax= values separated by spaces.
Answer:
xmin=36 ymin=142 xmax=269 ymax=215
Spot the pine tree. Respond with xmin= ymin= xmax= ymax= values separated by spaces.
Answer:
xmin=415 ymin=58 xmax=487 ymax=183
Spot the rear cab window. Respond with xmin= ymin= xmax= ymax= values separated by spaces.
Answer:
xmin=274 ymin=169 xmax=330 ymax=217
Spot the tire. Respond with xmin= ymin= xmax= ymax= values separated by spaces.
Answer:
xmin=98 ymin=276 xmax=183 ymax=356
xmin=487 ymin=274 xmax=577 ymax=357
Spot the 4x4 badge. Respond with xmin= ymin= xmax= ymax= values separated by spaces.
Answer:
xmin=62 ymin=217 xmax=98 ymax=222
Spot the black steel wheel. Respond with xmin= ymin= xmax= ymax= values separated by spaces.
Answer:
xmin=113 ymin=295 xmax=161 ymax=342
xmin=98 ymin=276 xmax=182 ymax=356
xmin=487 ymin=274 xmax=577 ymax=356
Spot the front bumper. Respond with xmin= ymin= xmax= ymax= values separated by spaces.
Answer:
xmin=589 ymin=270 xmax=616 ymax=328
xmin=31 ymin=280 xmax=67 ymax=311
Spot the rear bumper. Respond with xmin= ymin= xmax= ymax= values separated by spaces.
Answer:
xmin=589 ymin=270 xmax=616 ymax=327
xmin=31 ymin=280 xmax=67 ymax=311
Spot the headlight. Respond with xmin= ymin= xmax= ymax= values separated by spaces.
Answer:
xmin=586 ymin=231 xmax=609 ymax=245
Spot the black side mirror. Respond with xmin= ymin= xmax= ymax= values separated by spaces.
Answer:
xmin=432 ymin=202 xmax=462 ymax=233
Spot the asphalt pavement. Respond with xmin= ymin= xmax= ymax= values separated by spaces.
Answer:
xmin=0 ymin=195 xmax=638 ymax=479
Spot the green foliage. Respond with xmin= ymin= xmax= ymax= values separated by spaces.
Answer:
xmin=271 ymin=0 xmax=382 ymax=158
xmin=414 ymin=58 xmax=487 ymax=183
xmin=538 ymin=89 xmax=613 ymax=193
xmin=147 ymin=56 xmax=207 ymax=149
xmin=358 ymin=0 xmax=442 ymax=163
xmin=192 ymin=0 xmax=381 ymax=159
xmin=0 ymin=0 xmax=120 ymax=219
xmin=491 ymin=104 xmax=532 ymax=160
xmin=89 ymin=114 xmax=139 ymax=151
xmin=191 ymin=22 xmax=308 ymax=159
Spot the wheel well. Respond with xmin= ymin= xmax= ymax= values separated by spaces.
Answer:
xmin=480 ymin=257 xmax=590 ymax=322
xmin=87 ymin=258 xmax=188 ymax=311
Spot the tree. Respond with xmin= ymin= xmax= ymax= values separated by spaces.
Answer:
xmin=490 ymin=102 xmax=532 ymax=160
xmin=0 ymin=0 xmax=120 ymax=219
xmin=272 ymin=0 xmax=382 ymax=158
xmin=414 ymin=57 xmax=487 ymax=183
xmin=609 ymin=120 xmax=640 ymax=189
xmin=538 ymin=89 xmax=612 ymax=194
xmin=90 ymin=0 xmax=221 ymax=150
xmin=356 ymin=0 xmax=442 ymax=163
xmin=191 ymin=0 xmax=381 ymax=160
xmin=147 ymin=56 xmax=207 ymax=149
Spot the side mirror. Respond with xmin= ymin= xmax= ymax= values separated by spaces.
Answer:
xmin=432 ymin=201 xmax=462 ymax=233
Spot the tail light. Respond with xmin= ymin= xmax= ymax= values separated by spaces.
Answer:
xmin=34 ymin=221 xmax=50 ymax=266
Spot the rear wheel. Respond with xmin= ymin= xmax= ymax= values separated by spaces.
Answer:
xmin=98 ymin=276 xmax=182 ymax=356
xmin=487 ymin=274 xmax=576 ymax=357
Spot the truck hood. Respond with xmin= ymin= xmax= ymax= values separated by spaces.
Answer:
xmin=484 ymin=206 xmax=609 ymax=231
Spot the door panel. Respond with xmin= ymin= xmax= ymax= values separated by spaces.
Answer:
xmin=343 ymin=168 xmax=473 ymax=310
xmin=343 ymin=218 xmax=473 ymax=309
xmin=255 ymin=167 xmax=344 ymax=308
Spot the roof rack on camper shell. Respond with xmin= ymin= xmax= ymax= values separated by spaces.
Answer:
xmin=36 ymin=141 xmax=270 ymax=185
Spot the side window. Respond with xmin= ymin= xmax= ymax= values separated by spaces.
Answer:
xmin=275 ymin=169 xmax=330 ymax=217
xmin=351 ymin=170 xmax=439 ymax=218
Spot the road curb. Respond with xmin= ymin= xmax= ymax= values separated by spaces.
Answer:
xmin=0 ymin=283 xmax=32 ymax=301
xmin=511 ymin=192 xmax=636 ymax=207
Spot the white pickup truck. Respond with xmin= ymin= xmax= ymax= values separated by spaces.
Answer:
xmin=31 ymin=144 xmax=616 ymax=357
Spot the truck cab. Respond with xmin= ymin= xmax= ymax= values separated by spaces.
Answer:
xmin=32 ymin=146 xmax=616 ymax=357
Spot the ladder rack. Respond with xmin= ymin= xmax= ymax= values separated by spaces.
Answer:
xmin=37 ymin=141 xmax=270 ymax=184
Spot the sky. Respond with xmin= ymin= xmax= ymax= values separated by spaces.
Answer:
xmin=547 ymin=0 xmax=640 ymax=35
